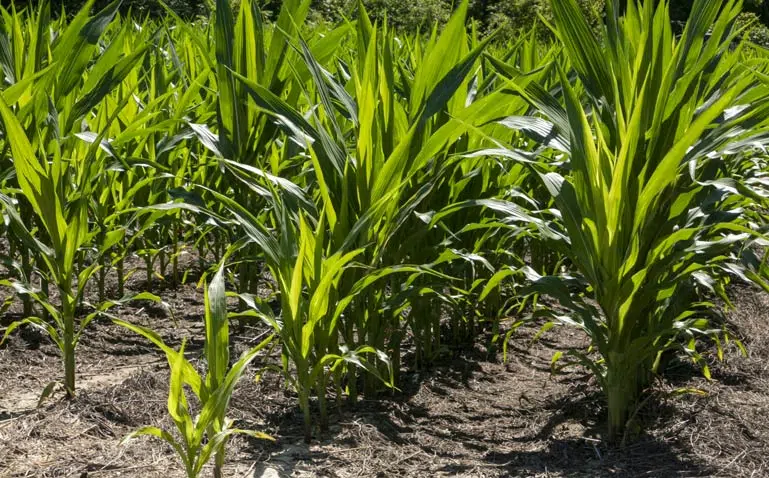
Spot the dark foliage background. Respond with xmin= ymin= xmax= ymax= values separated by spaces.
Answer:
xmin=2 ymin=0 xmax=768 ymax=45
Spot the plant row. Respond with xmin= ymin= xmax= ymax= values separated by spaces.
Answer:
xmin=1 ymin=0 xmax=768 ymax=475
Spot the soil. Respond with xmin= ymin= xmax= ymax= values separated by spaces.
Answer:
xmin=1 ymin=256 xmax=768 ymax=477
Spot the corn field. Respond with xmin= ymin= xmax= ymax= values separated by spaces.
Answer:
xmin=1 ymin=0 xmax=769 ymax=475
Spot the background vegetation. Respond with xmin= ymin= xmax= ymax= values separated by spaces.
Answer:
xmin=5 ymin=0 xmax=769 ymax=45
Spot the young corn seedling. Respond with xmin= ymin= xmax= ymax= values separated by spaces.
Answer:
xmin=117 ymin=266 xmax=274 ymax=478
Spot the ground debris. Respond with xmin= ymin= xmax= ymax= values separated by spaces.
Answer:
xmin=1 ymin=278 xmax=768 ymax=477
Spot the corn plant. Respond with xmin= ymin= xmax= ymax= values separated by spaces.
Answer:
xmin=170 ymin=161 xmax=409 ymax=441
xmin=276 ymin=0 xmax=536 ymax=389
xmin=507 ymin=0 xmax=769 ymax=441
xmin=117 ymin=266 xmax=274 ymax=478
xmin=0 ymin=0 xmax=157 ymax=397
xmin=0 ymin=98 xmax=91 ymax=399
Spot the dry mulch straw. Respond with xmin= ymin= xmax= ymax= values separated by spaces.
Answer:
xmin=1 ymin=279 xmax=768 ymax=477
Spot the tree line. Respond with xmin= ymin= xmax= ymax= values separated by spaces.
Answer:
xmin=4 ymin=0 xmax=769 ymax=47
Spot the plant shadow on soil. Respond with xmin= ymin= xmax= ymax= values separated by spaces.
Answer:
xmin=1 ymin=264 xmax=768 ymax=477
xmin=232 ymin=349 xmax=712 ymax=478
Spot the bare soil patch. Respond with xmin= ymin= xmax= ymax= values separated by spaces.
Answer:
xmin=1 ymin=266 xmax=768 ymax=477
